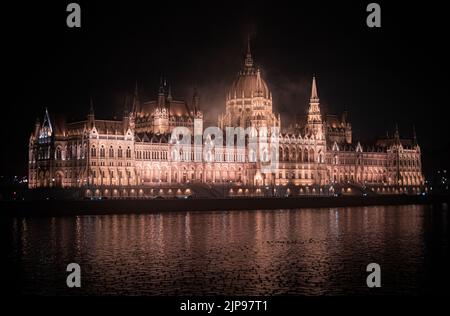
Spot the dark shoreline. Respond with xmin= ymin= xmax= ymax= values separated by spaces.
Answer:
xmin=1 ymin=194 xmax=449 ymax=217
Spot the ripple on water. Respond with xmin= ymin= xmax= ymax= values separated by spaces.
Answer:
xmin=4 ymin=205 xmax=450 ymax=295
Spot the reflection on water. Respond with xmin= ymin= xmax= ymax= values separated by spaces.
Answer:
xmin=3 ymin=204 xmax=449 ymax=295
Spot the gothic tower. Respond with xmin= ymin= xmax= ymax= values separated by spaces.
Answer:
xmin=154 ymin=77 xmax=169 ymax=133
xmin=306 ymin=76 xmax=324 ymax=140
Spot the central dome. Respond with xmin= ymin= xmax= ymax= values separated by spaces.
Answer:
xmin=228 ymin=42 xmax=271 ymax=100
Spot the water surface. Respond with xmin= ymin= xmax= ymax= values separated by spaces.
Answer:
xmin=3 ymin=204 xmax=449 ymax=295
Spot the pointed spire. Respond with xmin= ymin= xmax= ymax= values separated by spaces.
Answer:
xmin=193 ymin=87 xmax=200 ymax=112
xmin=158 ymin=75 xmax=166 ymax=107
xmin=256 ymin=68 xmax=263 ymax=95
xmin=244 ymin=35 xmax=253 ymax=68
xmin=167 ymin=85 xmax=173 ymax=102
xmin=159 ymin=75 xmax=165 ymax=94
xmin=89 ymin=97 xmax=95 ymax=115
xmin=134 ymin=80 xmax=139 ymax=96
xmin=310 ymin=75 xmax=319 ymax=102
xmin=123 ymin=95 xmax=129 ymax=117
xmin=394 ymin=123 xmax=400 ymax=144
xmin=307 ymin=75 xmax=322 ymax=125
xmin=132 ymin=81 xmax=140 ymax=114
xmin=87 ymin=98 xmax=95 ymax=128
xmin=42 ymin=107 xmax=53 ymax=134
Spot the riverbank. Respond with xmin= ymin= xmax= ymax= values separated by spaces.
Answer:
xmin=1 ymin=194 xmax=449 ymax=217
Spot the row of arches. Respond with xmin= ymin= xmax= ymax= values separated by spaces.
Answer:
xmin=90 ymin=145 xmax=132 ymax=159
xmin=139 ymin=164 xmax=245 ymax=183
xmin=279 ymin=146 xmax=324 ymax=163
xmin=54 ymin=143 xmax=87 ymax=160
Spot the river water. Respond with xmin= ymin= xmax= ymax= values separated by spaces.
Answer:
xmin=3 ymin=204 xmax=449 ymax=295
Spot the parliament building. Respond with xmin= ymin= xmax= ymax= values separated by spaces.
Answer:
xmin=28 ymin=42 xmax=424 ymax=198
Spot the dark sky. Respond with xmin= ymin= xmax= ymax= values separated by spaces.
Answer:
xmin=3 ymin=0 xmax=449 ymax=177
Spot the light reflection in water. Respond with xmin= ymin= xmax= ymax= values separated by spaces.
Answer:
xmin=5 ymin=204 xmax=449 ymax=295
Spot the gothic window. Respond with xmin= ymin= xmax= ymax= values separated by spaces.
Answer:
xmin=100 ymin=146 xmax=105 ymax=158
xmin=262 ymin=149 xmax=268 ymax=162
xmin=309 ymin=148 xmax=315 ymax=163
xmin=91 ymin=146 xmax=96 ymax=157
xmin=109 ymin=146 xmax=114 ymax=158
xmin=284 ymin=148 xmax=289 ymax=162
xmin=118 ymin=146 xmax=123 ymax=158
xmin=318 ymin=151 xmax=323 ymax=163
xmin=126 ymin=147 xmax=131 ymax=158
xmin=56 ymin=147 xmax=62 ymax=160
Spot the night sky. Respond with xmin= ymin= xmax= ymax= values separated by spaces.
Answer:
xmin=3 ymin=1 xmax=449 ymax=177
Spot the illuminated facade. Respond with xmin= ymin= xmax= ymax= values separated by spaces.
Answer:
xmin=28 ymin=43 xmax=424 ymax=197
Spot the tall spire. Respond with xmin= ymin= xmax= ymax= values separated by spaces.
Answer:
xmin=244 ymin=35 xmax=253 ymax=68
xmin=394 ymin=123 xmax=401 ymax=144
xmin=193 ymin=87 xmax=200 ymax=113
xmin=88 ymin=97 xmax=95 ymax=128
xmin=41 ymin=107 xmax=53 ymax=137
xmin=158 ymin=75 xmax=166 ymax=107
xmin=88 ymin=97 xmax=94 ymax=114
xmin=307 ymin=75 xmax=322 ymax=124
xmin=167 ymin=85 xmax=173 ymax=102
xmin=310 ymin=75 xmax=319 ymax=102
xmin=123 ymin=95 xmax=129 ymax=117
xmin=131 ymin=81 xmax=140 ymax=114
xmin=256 ymin=68 xmax=263 ymax=96
xmin=159 ymin=75 xmax=165 ymax=94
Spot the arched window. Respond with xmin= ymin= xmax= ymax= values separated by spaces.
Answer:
xmin=126 ymin=146 xmax=131 ymax=158
xmin=100 ymin=146 xmax=105 ymax=158
xmin=284 ymin=148 xmax=289 ymax=162
xmin=118 ymin=146 xmax=123 ymax=158
xmin=56 ymin=147 xmax=62 ymax=160
xmin=109 ymin=146 xmax=114 ymax=158
xmin=318 ymin=151 xmax=323 ymax=163
xmin=309 ymin=148 xmax=315 ymax=163
xmin=304 ymin=149 xmax=308 ymax=163
xmin=91 ymin=146 xmax=96 ymax=157
xmin=249 ymin=149 xmax=256 ymax=162
xmin=262 ymin=149 xmax=268 ymax=162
